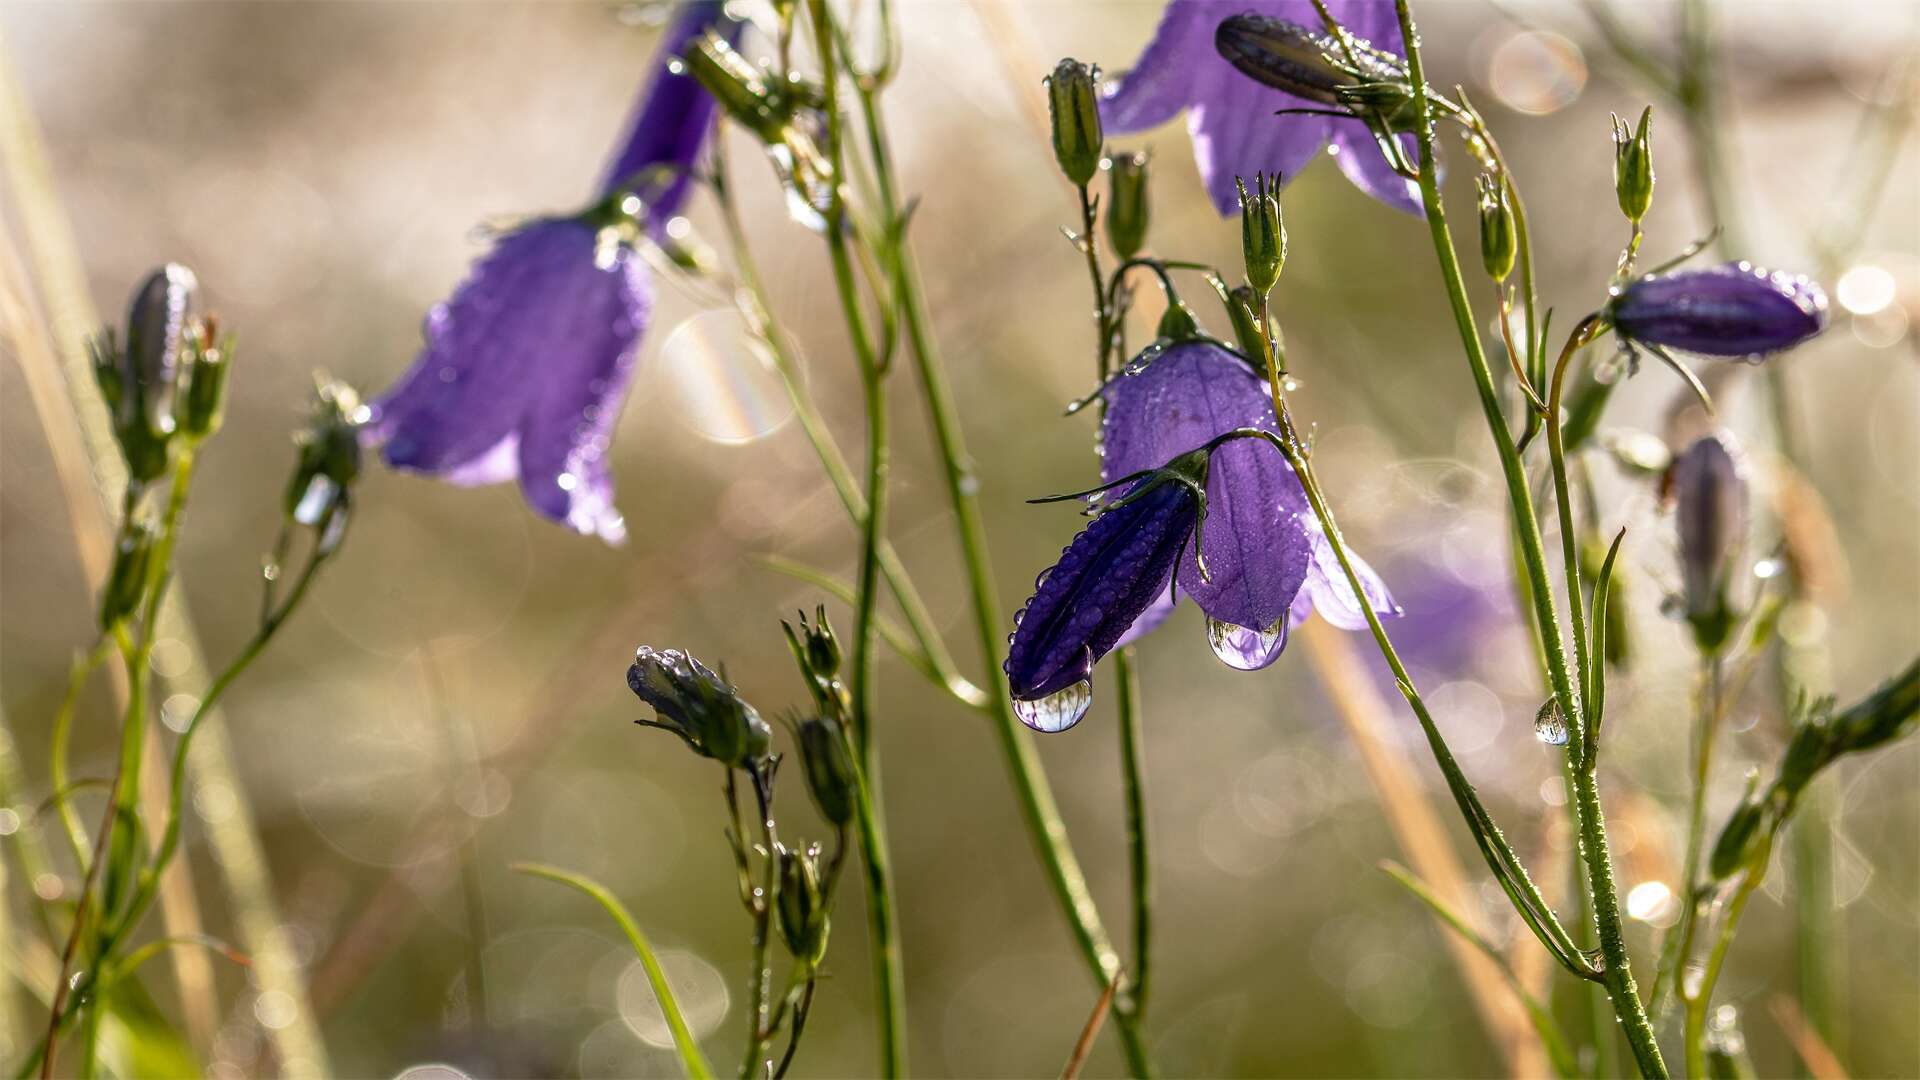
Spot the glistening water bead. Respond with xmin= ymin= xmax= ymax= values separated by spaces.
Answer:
xmin=1206 ymin=615 xmax=1287 ymax=671
xmin=1013 ymin=679 xmax=1094 ymax=734
xmin=1534 ymin=698 xmax=1569 ymax=745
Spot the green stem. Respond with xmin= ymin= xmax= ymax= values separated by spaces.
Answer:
xmin=49 ymin=639 xmax=111 ymax=867
xmin=1392 ymin=4 xmax=1665 ymax=1074
xmin=1114 ymin=647 xmax=1150 ymax=1023
xmin=739 ymin=767 xmax=778 ymax=1078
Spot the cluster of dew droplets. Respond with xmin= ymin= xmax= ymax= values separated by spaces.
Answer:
xmin=1534 ymin=697 xmax=1570 ymax=745
xmin=1013 ymin=680 xmax=1093 ymax=733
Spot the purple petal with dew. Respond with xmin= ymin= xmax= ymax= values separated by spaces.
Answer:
xmin=1100 ymin=0 xmax=1210 ymax=133
xmin=1005 ymin=480 xmax=1199 ymax=727
xmin=598 ymin=0 xmax=740 ymax=229
xmin=368 ymin=218 xmax=651 ymax=543
xmin=1101 ymin=341 xmax=1312 ymax=637
xmin=1115 ymin=574 xmax=1180 ymax=649
xmin=1290 ymin=518 xmax=1399 ymax=630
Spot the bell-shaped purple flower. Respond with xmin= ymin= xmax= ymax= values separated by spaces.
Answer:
xmin=1101 ymin=0 xmax=1419 ymax=215
xmin=1005 ymin=471 xmax=1203 ymax=732
xmin=366 ymin=2 xmax=738 ymax=542
xmin=1610 ymin=261 xmax=1829 ymax=360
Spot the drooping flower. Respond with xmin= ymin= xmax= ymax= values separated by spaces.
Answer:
xmin=1005 ymin=341 xmax=1395 ymax=731
xmin=1610 ymin=262 xmax=1829 ymax=360
xmin=1101 ymin=0 xmax=1420 ymax=215
xmin=366 ymin=2 xmax=739 ymax=542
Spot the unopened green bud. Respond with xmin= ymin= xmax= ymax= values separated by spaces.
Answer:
xmin=1046 ymin=59 xmax=1102 ymax=186
xmin=682 ymin=32 xmax=785 ymax=142
xmin=794 ymin=714 xmax=857 ymax=827
xmin=775 ymin=843 xmax=831 ymax=966
xmin=1611 ymin=106 xmax=1654 ymax=223
xmin=99 ymin=520 xmax=157 ymax=629
xmin=1236 ymin=175 xmax=1286 ymax=297
xmin=1224 ymin=285 xmax=1267 ymax=362
xmin=177 ymin=322 xmax=232 ymax=440
xmin=1708 ymin=790 xmax=1768 ymax=880
xmin=1476 ymin=175 xmax=1516 ymax=283
xmin=284 ymin=378 xmax=366 ymax=554
xmin=1103 ymin=151 xmax=1151 ymax=259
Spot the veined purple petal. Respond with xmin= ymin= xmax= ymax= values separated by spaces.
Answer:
xmin=1005 ymin=480 xmax=1199 ymax=712
xmin=1101 ymin=0 xmax=1418 ymax=215
xmin=1289 ymin=518 xmax=1398 ymax=631
xmin=599 ymin=1 xmax=742 ymax=227
xmin=367 ymin=219 xmax=650 ymax=543
xmin=1102 ymin=342 xmax=1311 ymax=639
xmin=1611 ymin=262 xmax=1829 ymax=359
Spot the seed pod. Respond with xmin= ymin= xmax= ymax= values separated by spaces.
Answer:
xmin=1476 ymin=175 xmax=1515 ymax=283
xmin=1047 ymin=60 xmax=1103 ymax=186
xmin=775 ymin=843 xmax=830 ymax=966
xmin=1611 ymin=106 xmax=1654 ymax=223
xmin=1237 ymin=175 xmax=1286 ymax=297
xmin=1104 ymin=151 xmax=1151 ymax=259
xmin=794 ymin=715 xmax=857 ymax=827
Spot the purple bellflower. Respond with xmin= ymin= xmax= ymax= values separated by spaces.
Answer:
xmin=1005 ymin=341 xmax=1395 ymax=731
xmin=1610 ymin=261 xmax=1829 ymax=361
xmin=366 ymin=2 xmax=739 ymax=542
xmin=1101 ymin=0 xmax=1419 ymax=216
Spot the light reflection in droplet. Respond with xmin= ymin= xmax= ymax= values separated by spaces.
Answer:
xmin=617 ymin=950 xmax=730 ymax=1048
xmin=659 ymin=310 xmax=795 ymax=445
xmin=1625 ymin=880 xmax=1679 ymax=926
xmin=1487 ymin=31 xmax=1587 ymax=116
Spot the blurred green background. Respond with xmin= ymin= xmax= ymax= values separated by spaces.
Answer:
xmin=1 ymin=1 xmax=1915 ymax=1076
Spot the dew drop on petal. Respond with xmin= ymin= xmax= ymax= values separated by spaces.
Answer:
xmin=1012 ymin=681 xmax=1093 ymax=733
xmin=1533 ymin=698 xmax=1569 ymax=745
xmin=1205 ymin=617 xmax=1286 ymax=671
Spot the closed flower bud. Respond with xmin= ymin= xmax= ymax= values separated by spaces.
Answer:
xmin=1237 ymin=175 xmax=1286 ymax=297
xmin=98 ymin=519 xmax=157 ymax=629
xmin=177 ymin=322 xmax=232 ymax=440
xmin=793 ymin=715 xmax=857 ymax=827
xmin=1103 ymin=151 xmax=1151 ymax=259
xmin=123 ymin=264 xmax=196 ymax=441
xmin=1047 ymin=59 xmax=1103 ymax=186
xmin=1476 ymin=174 xmax=1516 ymax=283
xmin=627 ymin=645 xmax=771 ymax=767
xmin=1611 ymin=262 xmax=1828 ymax=360
xmin=1215 ymin=14 xmax=1357 ymax=107
xmin=1611 ymin=106 xmax=1654 ymax=223
xmin=1225 ymin=285 xmax=1267 ymax=362
xmin=284 ymin=378 xmax=366 ymax=555
xmin=775 ymin=842 xmax=830 ymax=966
xmin=1708 ymin=790 xmax=1768 ymax=880
xmin=1671 ymin=431 xmax=1747 ymax=653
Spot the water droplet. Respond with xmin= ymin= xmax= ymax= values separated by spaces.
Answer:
xmin=1584 ymin=947 xmax=1607 ymax=973
xmin=1280 ymin=374 xmax=1301 ymax=393
xmin=1012 ymin=681 xmax=1093 ymax=733
xmin=1205 ymin=617 xmax=1287 ymax=671
xmin=1752 ymin=557 xmax=1783 ymax=580
xmin=1593 ymin=350 xmax=1629 ymax=385
xmin=1533 ymin=698 xmax=1569 ymax=745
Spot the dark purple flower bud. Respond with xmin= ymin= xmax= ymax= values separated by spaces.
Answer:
xmin=1610 ymin=262 xmax=1829 ymax=360
xmin=1101 ymin=0 xmax=1419 ymax=215
xmin=627 ymin=645 xmax=771 ymax=766
xmin=1005 ymin=468 xmax=1203 ymax=732
xmin=1670 ymin=430 xmax=1747 ymax=651
xmin=122 ymin=263 xmax=196 ymax=440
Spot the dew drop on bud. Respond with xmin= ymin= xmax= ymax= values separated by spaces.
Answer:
xmin=1205 ymin=616 xmax=1287 ymax=671
xmin=1534 ymin=698 xmax=1569 ymax=745
xmin=1012 ymin=680 xmax=1093 ymax=733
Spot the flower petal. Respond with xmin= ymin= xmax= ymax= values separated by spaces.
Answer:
xmin=1292 ymin=518 xmax=1398 ymax=630
xmin=1115 ymin=574 xmax=1180 ymax=648
xmin=1100 ymin=0 xmax=1211 ymax=133
xmin=1330 ymin=123 xmax=1422 ymax=215
xmin=1101 ymin=342 xmax=1312 ymax=634
xmin=1006 ymin=480 xmax=1199 ymax=702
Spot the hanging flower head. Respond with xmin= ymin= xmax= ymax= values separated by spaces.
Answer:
xmin=1006 ymin=341 xmax=1396 ymax=731
xmin=1100 ymin=0 xmax=1419 ymax=216
xmin=365 ymin=2 xmax=740 ymax=542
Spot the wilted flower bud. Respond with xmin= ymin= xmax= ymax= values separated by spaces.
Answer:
xmin=793 ymin=714 xmax=857 ymax=827
xmin=1671 ymin=431 xmax=1747 ymax=652
xmin=1225 ymin=285 xmax=1267 ymax=362
xmin=1476 ymin=175 xmax=1516 ymax=283
xmin=775 ymin=842 xmax=830 ymax=966
xmin=627 ymin=645 xmax=772 ymax=767
xmin=98 ymin=519 xmax=157 ymax=629
xmin=1611 ymin=107 xmax=1654 ymax=224
xmin=177 ymin=321 xmax=232 ymax=440
xmin=284 ymin=378 xmax=366 ymax=555
xmin=1104 ymin=151 xmax=1151 ymax=259
xmin=1610 ymin=262 xmax=1828 ymax=360
xmin=1047 ymin=60 xmax=1103 ymax=186
xmin=1236 ymin=175 xmax=1286 ymax=297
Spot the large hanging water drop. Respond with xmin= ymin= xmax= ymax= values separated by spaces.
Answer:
xmin=1206 ymin=617 xmax=1287 ymax=671
xmin=1534 ymin=698 xmax=1569 ymax=745
xmin=1012 ymin=681 xmax=1093 ymax=733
